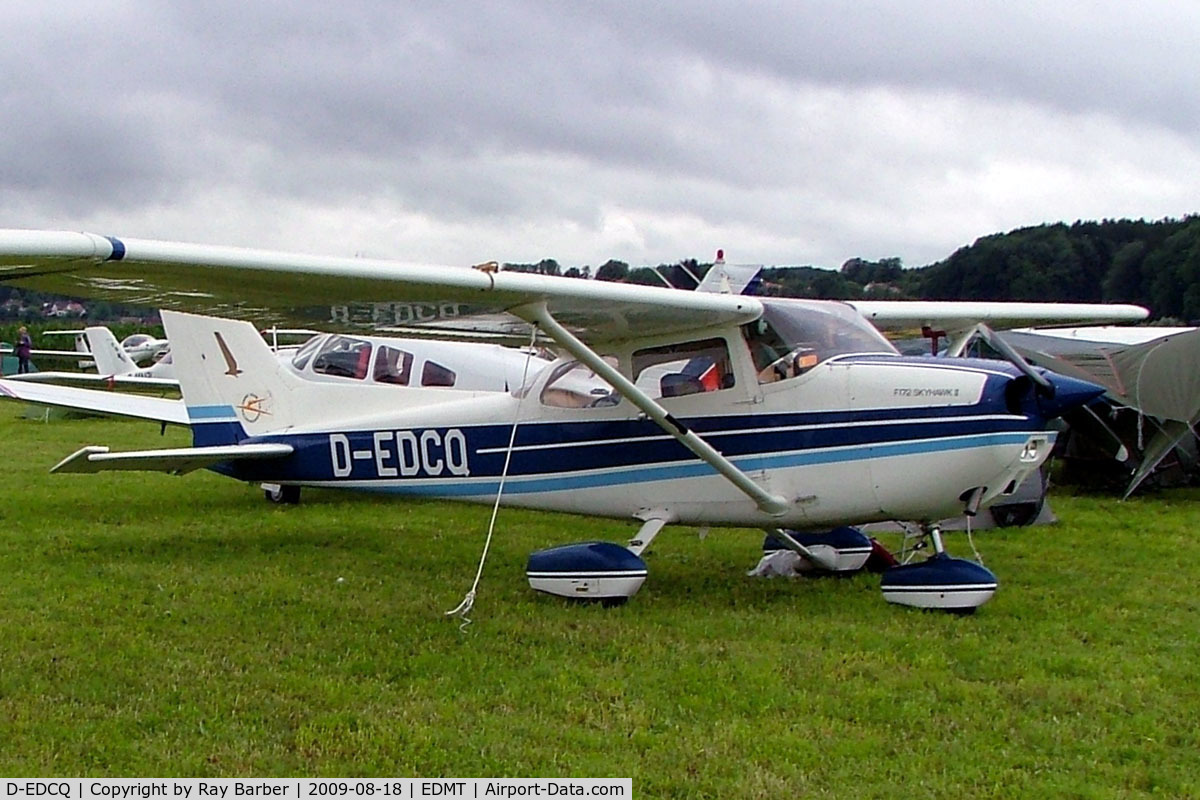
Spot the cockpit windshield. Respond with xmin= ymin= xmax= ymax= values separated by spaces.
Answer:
xmin=744 ymin=299 xmax=897 ymax=382
xmin=290 ymin=335 xmax=324 ymax=371
xmin=311 ymin=335 xmax=373 ymax=380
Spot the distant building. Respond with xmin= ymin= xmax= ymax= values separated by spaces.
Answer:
xmin=863 ymin=282 xmax=902 ymax=296
xmin=42 ymin=300 xmax=87 ymax=318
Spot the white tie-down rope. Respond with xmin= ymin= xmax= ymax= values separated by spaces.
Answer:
xmin=965 ymin=514 xmax=985 ymax=565
xmin=446 ymin=324 xmax=540 ymax=630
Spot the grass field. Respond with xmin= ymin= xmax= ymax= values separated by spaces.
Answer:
xmin=0 ymin=411 xmax=1197 ymax=796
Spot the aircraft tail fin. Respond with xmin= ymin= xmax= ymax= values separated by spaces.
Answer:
xmin=696 ymin=262 xmax=763 ymax=295
xmin=161 ymin=310 xmax=304 ymax=444
xmin=84 ymin=326 xmax=137 ymax=375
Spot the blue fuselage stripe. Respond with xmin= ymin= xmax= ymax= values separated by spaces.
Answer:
xmin=374 ymin=431 xmax=1037 ymax=497
xmin=194 ymin=370 xmax=1051 ymax=495
xmin=213 ymin=427 xmax=1043 ymax=497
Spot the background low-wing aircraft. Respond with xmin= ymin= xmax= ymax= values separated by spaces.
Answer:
xmin=2 ymin=325 xmax=185 ymax=390
xmin=4 ymin=320 xmax=552 ymax=397
xmin=88 ymin=325 xmax=176 ymax=379
xmin=0 ymin=324 xmax=556 ymax=497
xmin=35 ymin=328 xmax=91 ymax=368
xmin=116 ymin=331 xmax=170 ymax=365
xmin=1 ymin=325 xmax=177 ymax=385
xmin=0 ymin=230 xmax=1149 ymax=611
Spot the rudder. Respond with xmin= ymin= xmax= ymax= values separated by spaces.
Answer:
xmin=161 ymin=310 xmax=303 ymax=444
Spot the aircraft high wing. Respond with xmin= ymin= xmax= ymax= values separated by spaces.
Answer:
xmin=0 ymin=229 xmax=1150 ymax=612
xmin=846 ymin=300 xmax=1150 ymax=334
xmin=0 ymin=231 xmax=762 ymax=340
xmin=844 ymin=299 xmax=1156 ymax=362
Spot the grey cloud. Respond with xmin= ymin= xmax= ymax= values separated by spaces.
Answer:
xmin=583 ymin=1 xmax=1200 ymax=133
xmin=1 ymin=2 xmax=1197 ymax=267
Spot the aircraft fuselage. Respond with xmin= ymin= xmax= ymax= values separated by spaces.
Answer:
xmin=208 ymin=354 xmax=1090 ymax=530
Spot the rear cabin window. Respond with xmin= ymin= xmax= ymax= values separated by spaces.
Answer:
xmin=421 ymin=361 xmax=456 ymax=387
xmin=312 ymin=336 xmax=373 ymax=380
xmin=374 ymin=345 xmax=414 ymax=385
xmin=632 ymin=338 xmax=733 ymax=399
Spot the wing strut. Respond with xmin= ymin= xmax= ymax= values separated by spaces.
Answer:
xmin=516 ymin=302 xmax=789 ymax=517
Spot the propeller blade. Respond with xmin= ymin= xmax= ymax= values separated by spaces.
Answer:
xmin=974 ymin=324 xmax=1054 ymax=396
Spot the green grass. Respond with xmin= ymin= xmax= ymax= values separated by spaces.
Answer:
xmin=0 ymin=411 xmax=1197 ymax=796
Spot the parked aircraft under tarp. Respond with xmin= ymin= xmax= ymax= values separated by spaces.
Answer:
xmin=982 ymin=326 xmax=1200 ymax=497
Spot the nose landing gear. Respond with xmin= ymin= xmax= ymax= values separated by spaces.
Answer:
xmin=880 ymin=523 xmax=997 ymax=612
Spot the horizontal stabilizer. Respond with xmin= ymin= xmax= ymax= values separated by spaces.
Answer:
xmin=51 ymin=442 xmax=294 ymax=475
xmin=0 ymin=378 xmax=187 ymax=424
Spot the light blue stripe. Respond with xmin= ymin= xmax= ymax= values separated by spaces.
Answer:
xmin=356 ymin=432 xmax=1046 ymax=498
xmin=187 ymin=404 xmax=237 ymax=420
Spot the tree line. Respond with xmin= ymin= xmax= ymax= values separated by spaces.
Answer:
xmin=913 ymin=216 xmax=1200 ymax=321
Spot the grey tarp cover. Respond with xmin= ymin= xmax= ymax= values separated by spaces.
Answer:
xmin=1000 ymin=328 xmax=1200 ymax=496
xmin=1000 ymin=328 xmax=1200 ymax=424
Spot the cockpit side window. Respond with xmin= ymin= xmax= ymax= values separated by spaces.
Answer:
xmin=632 ymin=338 xmax=734 ymax=399
xmin=745 ymin=299 xmax=898 ymax=383
xmin=540 ymin=357 xmax=620 ymax=408
xmin=312 ymin=335 xmax=373 ymax=380
xmin=374 ymin=345 xmax=414 ymax=385
xmin=744 ymin=320 xmax=801 ymax=383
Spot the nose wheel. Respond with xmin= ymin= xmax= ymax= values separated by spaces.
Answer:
xmin=880 ymin=523 xmax=998 ymax=612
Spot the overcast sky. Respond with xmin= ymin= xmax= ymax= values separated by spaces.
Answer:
xmin=2 ymin=2 xmax=1198 ymax=270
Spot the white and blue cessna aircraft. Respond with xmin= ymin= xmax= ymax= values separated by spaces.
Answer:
xmin=0 ymin=230 xmax=1149 ymax=611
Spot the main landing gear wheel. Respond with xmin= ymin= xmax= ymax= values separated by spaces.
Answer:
xmin=880 ymin=523 xmax=998 ymax=612
xmin=263 ymin=483 xmax=301 ymax=504
xmin=525 ymin=519 xmax=668 ymax=605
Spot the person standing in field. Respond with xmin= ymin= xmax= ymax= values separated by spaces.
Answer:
xmin=15 ymin=326 xmax=33 ymax=374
